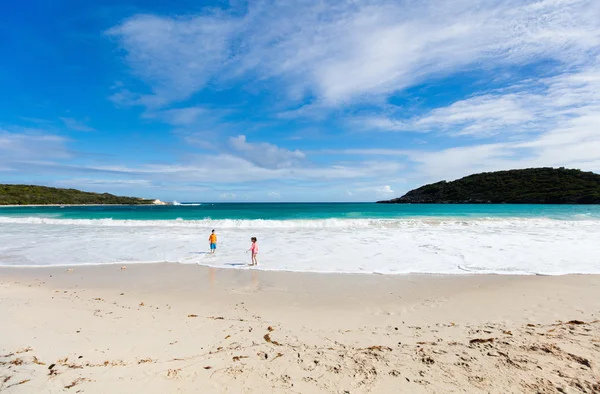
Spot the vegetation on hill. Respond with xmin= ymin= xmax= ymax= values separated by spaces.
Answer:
xmin=377 ymin=168 xmax=600 ymax=204
xmin=0 ymin=184 xmax=155 ymax=205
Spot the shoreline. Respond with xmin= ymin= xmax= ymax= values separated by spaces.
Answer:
xmin=2 ymin=264 xmax=599 ymax=393
xmin=3 ymin=263 xmax=600 ymax=289
xmin=0 ymin=260 xmax=596 ymax=276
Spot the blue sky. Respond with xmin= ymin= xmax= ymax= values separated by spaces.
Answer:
xmin=2 ymin=0 xmax=600 ymax=202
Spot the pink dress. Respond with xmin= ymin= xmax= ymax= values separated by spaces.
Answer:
xmin=250 ymin=243 xmax=258 ymax=255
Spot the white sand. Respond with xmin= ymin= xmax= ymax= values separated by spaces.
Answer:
xmin=1 ymin=265 xmax=599 ymax=393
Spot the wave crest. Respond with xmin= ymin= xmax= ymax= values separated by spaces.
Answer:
xmin=1 ymin=216 xmax=599 ymax=229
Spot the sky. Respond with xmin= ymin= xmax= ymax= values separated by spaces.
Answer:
xmin=1 ymin=0 xmax=600 ymax=202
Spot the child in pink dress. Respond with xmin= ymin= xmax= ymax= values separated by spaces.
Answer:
xmin=247 ymin=237 xmax=258 ymax=266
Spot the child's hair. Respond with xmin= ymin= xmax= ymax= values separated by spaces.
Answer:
xmin=251 ymin=237 xmax=257 ymax=242
xmin=212 ymin=229 xmax=215 ymax=232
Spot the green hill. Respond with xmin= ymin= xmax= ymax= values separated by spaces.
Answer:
xmin=377 ymin=168 xmax=600 ymax=204
xmin=0 ymin=184 xmax=156 ymax=205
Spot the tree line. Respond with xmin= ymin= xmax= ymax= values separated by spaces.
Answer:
xmin=0 ymin=184 xmax=155 ymax=205
xmin=378 ymin=168 xmax=600 ymax=204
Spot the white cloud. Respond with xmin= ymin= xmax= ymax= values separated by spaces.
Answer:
xmin=267 ymin=191 xmax=281 ymax=199
xmin=35 ymin=153 xmax=402 ymax=188
xmin=314 ymin=148 xmax=411 ymax=156
xmin=414 ymin=95 xmax=534 ymax=136
xmin=102 ymin=0 xmax=600 ymax=199
xmin=350 ymin=183 xmax=396 ymax=197
xmin=59 ymin=117 xmax=95 ymax=132
xmin=108 ymin=88 xmax=142 ymax=107
xmin=13 ymin=0 xmax=600 ymax=201
xmin=48 ymin=179 xmax=163 ymax=196
xmin=406 ymin=143 xmax=518 ymax=181
xmin=144 ymin=106 xmax=210 ymax=126
xmin=334 ymin=63 xmax=600 ymax=182
xmin=375 ymin=185 xmax=394 ymax=194
xmin=0 ymin=130 xmax=71 ymax=165
xmin=107 ymin=0 xmax=600 ymax=108
xmin=358 ymin=64 xmax=600 ymax=136
xmin=355 ymin=116 xmax=408 ymax=132
xmin=404 ymin=113 xmax=600 ymax=182
xmin=54 ymin=178 xmax=153 ymax=188
xmin=106 ymin=13 xmax=237 ymax=107
xmin=228 ymin=135 xmax=305 ymax=169
xmin=220 ymin=192 xmax=237 ymax=200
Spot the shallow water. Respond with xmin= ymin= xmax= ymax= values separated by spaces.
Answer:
xmin=1 ymin=203 xmax=599 ymax=275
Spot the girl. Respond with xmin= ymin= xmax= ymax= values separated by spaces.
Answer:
xmin=247 ymin=237 xmax=258 ymax=266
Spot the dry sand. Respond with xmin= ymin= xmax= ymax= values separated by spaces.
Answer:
xmin=1 ymin=264 xmax=599 ymax=393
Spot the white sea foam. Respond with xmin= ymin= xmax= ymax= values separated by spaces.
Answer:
xmin=1 ymin=217 xmax=599 ymax=275
xmin=172 ymin=201 xmax=201 ymax=206
xmin=1 ymin=216 xmax=597 ymax=228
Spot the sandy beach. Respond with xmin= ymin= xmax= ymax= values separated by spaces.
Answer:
xmin=1 ymin=264 xmax=599 ymax=393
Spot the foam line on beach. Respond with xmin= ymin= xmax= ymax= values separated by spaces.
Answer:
xmin=1 ymin=216 xmax=600 ymax=228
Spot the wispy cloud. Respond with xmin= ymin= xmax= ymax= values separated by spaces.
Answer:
xmin=0 ymin=130 xmax=71 ymax=164
xmin=220 ymin=192 xmax=237 ymax=200
xmin=356 ymin=63 xmax=600 ymax=134
xmin=7 ymin=0 xmax=600 ymax=202
xmin=356 ymin=94 xmax=536 ymax=136
xmin=106 ymin=12 xmax=237 ymax=107
xmin=312 ymin=148 xmax=411 ymax=156
xmin=59 ymin=117 xmax=95 ymax=132
xmin=0 ymin=130 xmax=402 ymax=193
xmin=83 ymin=155 xmax=402 ymax=185
xmin=54 ymin=178 xmax=153 ymax=187
xmin=101 ymin=0 xmax=600 ymax=197
xmin=52 ymin=178 xmax=155 ymax=192
xmin=143 ymin=106 xmax=211 ymax=126
xmin=403 ymin=93 xmax=600 ymax=182
xmin=375 ymin=185 xmax=394 ymax=194
xmin=336 ymin=64 xmax=600 ymax=183
xmin=228 ymin=135 xmax=305 ymax=169
xmin=107 ymin=0 xmax=600 ymax=109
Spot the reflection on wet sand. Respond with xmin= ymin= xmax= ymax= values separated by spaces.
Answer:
xmin=209 ymin=267 xmax=215 ymax=288
xmin=251 ymin=270 xmax=258 ymax=290
xmin=207 ymin=266 xmax=260 ymax=292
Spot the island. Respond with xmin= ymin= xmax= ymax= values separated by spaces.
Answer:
xmin=377 ymin=167 xmax=600 ymax=204
xmin=0 ymin=184 xmax=160 ymax=206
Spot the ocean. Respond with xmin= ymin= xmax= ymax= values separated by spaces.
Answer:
xmin=1 ymin=203 xmax=600 ymax=275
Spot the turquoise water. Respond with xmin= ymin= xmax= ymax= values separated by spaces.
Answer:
xmin=1 ymin=203 xmax=600 ymax=220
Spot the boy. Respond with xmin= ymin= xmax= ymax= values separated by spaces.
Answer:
xmin=209 ymin=229 xmax=217 ymax=253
